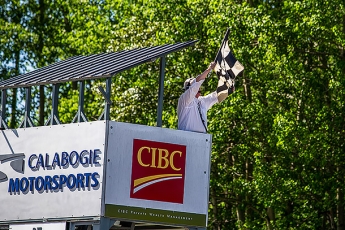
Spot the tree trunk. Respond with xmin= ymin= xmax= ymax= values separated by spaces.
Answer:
xmin=245 ymin=159 xmax=253 ymax=222
xmin=337 ymin=186 xmax=344 ymax=229
xmin=244 ymin=73 xmax=255 ymax=225
xmin=336 ymin=15 xmax=345 ymax=229
xmin=10 ymin=49 xmax=20 ymax=128
xmin=236 ymin=199 xmax=245 ymax=224
xmin=243 ymin=76 xmax=252 ymax=103
xmin=285 ymin=200 xmax=294 ymax=228
xmin=233 ymin=151 xmax=245 ymax=226
xmin=210 ymin=188 xmax=218 ymax=230
xmin=10 ymin=88 xmax=17 ymax=128
xmin=267 ymin=207 xmax=275 ymax=230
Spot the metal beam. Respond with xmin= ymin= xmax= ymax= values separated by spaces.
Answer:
xmin=20 ymin=87 xmax=34 ymax=128
xmin=78 ymin=81 xmax=87 ymax=122
xmin=72 ymin=81 xmax=88 ymax=123
xmin=98 ymin=78 xmax=112 ymax=121
xmin=156 ymin=56 xmax=166 ymax=127
xmin=105 ymin=78 xmax=111 ymax=120
xmin=0 ymin=90 xmax=8 ymax=129
xmin=45 ymin=84 xmax=61 ymax=126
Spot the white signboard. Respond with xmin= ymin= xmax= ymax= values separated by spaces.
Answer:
xmin=10 ymin=222 xmax=66 ymax=230
xmin=104 ymin=121 xmax=212 ymax=227
xmin=0 ymin=121 xmax=106 ymax=222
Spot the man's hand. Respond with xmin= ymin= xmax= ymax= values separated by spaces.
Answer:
xmin=208 ymin=62 xmax=216 ymax=71
xmin=196 ymin=62 xmax=217 ymax=82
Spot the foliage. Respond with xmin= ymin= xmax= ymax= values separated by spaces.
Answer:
xmin=1 ymin=0 xmax=345 ymax=229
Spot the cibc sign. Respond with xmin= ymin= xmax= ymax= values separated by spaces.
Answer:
xmin=130 ymin=139 xmax=186 ymax=203
xmin=104 ymin=121 xmax=212 ymax=227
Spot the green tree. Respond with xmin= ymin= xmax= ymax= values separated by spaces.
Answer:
xmin=0 ymin=0 xmax=32 ymax=128
xmin=1 ymin=0 xmax=345 ymax=229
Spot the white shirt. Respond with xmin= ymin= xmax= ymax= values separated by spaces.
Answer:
xmin=177 ymin=79 xmax=218 ymax=133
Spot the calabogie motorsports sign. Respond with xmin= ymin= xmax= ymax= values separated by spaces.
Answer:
xmin=0 ymin=121 xmax=106 ymax=222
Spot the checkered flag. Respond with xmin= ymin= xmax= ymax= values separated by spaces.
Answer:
xmin=214 ymin=29 xmax=244 ymax=102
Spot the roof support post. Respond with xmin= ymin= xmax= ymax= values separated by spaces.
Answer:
xmin=72 ymin=81 xmax=88 ymax=123
xmin=51 ymin=84 xmax=60 ymax=125
xmin=98 ymin=78 xmax=112 ymax=121
xmin=46 ymin=84 xmax=61 ymax=126
xmin=20 ymin=87 xmax=34 ymax=128
xmin=104 ymin=77 xmax=111 ymax=120
xmin=156 ymin=56 xmax=166 ymax=127
xmin=0 ymin=89 xmax=8 ymax=129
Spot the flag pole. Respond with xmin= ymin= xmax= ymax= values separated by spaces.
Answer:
xmin=213 ymin=28 xmax=230 ymax=62
xmin=208 ymin=28 xmax=230 ymax=78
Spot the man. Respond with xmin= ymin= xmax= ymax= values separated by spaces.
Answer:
xmin=177 ymin=62 xmax=220 ymax=133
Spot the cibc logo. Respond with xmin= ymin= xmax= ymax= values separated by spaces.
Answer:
xmin=130 ymin=139 xmax=186 ymax=204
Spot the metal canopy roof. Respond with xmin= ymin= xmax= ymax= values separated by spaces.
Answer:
xmin=0 ymin=40 xmax=197 ymax=89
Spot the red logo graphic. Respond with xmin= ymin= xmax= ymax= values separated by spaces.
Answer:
xmin=130 ymin=139 xmax=186 ymax=204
